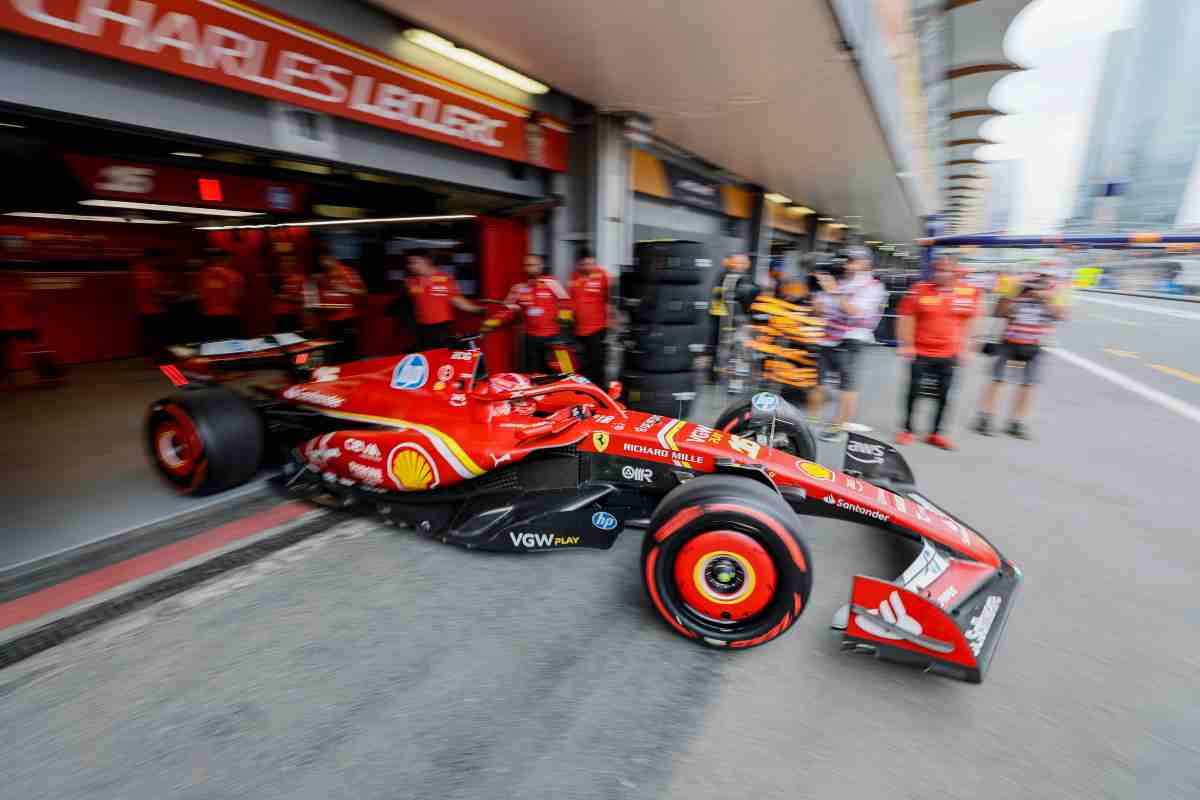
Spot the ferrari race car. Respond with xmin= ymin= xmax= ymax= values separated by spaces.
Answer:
xmin=147 ymin=334 xmax=1021 ymax=682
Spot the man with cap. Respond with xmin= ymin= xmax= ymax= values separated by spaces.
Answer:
xmin=808 ymin=245 xmax=885 ymax=440
xmin=895 ymin=258 xmax=981 ymax=449
xmin=972 ymin=263 xmax=1068 ymax=439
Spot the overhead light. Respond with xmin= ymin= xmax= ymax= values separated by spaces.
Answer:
xmin=197 ymin=214 xmax=477 ymax=231
xmin=0 ymin=122 xmax=25 ymax=129
xmin=5 ymin=211 xmax=175 ymax=224
xmin=403 ymin=29 xmax=549 ymax=94
xmin=786 ymin=205 xmax=814 ymax=216
xmin=271 ymin=159 xmax=332 ymax=175
xmin=829 ymin=223 xmax=849 ymax=229
xmin=865 ymin=240 xmax=882 ymax=246
xmin=819 ymin=217 xmax=835 ymax=222
xmin=80 ymin=200 xmax=261 ymax=217
xmin=313 ymin=204 xmax=367 ymax=219
xmin=896 ymin=171 xmax=913 ymax=179
xmin=764 ymin=193 xmax=792 ymax=204
xmin=171 ymin=151 xmax=204 ymax=158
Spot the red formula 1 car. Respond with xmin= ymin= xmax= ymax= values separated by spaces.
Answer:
xmin=147 ymin=334 xmax=1020 ymax=682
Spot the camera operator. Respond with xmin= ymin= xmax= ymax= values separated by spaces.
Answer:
xmin=971 ymin=267 xmax=1068 ymax=439
xmin=808 ymin=245 xmax=885 ymax=441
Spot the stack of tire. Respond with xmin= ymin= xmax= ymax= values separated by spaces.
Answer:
xmin=620 ymin=240 xmax=710 ymax=418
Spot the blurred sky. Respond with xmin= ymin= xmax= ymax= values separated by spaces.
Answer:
xmin=977 ymin=0 xmax=1143 ymax=232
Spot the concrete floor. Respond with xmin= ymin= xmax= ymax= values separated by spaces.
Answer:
xmin=0 ymin=360 xmax=270 ymax=568
xmin=1 ymin=295 xmax=1198 ymax=798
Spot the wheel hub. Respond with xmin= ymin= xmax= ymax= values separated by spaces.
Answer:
xmin=673 ymin=530 xmax=777 ymax=622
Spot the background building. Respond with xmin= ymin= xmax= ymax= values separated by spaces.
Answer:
xmin=1072 ymin=3 xmax=1200 ymax=230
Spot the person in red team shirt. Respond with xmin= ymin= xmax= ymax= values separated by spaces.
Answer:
xmin=198 ymin=249 xmax=245 ymax=341
xmin=270 ymin=250 xmax=306 ymax=333
xmin=131 ymin=248 xmax=173 ymax=362
xmin=895 ymin=259 xmax=981 ymax=449
xmin=484 ymin=253 xmax=573 ymax=374
xmin=316 ymin=242 xmax=366 ymax=361
xmin=569 ymin=247 xmax=610 ymax=387
xmin=404 ymin=248 xmax=484 ymax=349
xmin=0 ymin=262 xmax=36 ymax=388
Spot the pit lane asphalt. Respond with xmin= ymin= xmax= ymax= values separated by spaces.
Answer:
xmin=1 ymin=295 xmax=1197 ymax=799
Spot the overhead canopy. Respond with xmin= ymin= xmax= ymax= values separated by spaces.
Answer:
xmin=369 ymin=0 xmax=920 ymax=243
xmin=944 ymin=0 xmax=1035 ymax=233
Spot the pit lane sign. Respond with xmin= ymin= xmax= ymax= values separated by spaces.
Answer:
xmin=1 ymin=0 xmax=569 ymax=171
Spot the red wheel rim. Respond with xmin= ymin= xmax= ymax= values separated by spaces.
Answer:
xmin=154 ymin=406 xmax=201 ymax=479
xmin=673 ymin=530 xmax=777 ymax=622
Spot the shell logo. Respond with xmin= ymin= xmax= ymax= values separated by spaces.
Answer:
xmin=388 ymin=444 xmax=440 ymax=491
xmin=796 ymin=460 xmax=835 ymax=481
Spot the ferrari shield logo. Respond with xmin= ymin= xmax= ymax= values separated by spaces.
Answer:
xmin=592 ymin=432 xmax=610 ymax=452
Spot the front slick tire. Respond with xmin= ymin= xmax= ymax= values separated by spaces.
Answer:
xmin=642 ymin=475 xmax=812 ymax=650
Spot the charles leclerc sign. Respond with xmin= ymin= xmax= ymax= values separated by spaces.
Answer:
xmin=1 ymin=0 xmax=569 ymax=171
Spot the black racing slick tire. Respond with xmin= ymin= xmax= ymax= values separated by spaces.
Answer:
xmin=641 ymin=475 xmax=812 ymax=649
xmin=146 ymin=387 xmax=264 ymax=495
xmin=630 ymin=282 xmax=709 ymax=325
xmin=633 ymin=240 xmax=709 ymax=285
xmin=623 ymin=323 xmax=704 ymax=372
xmin=714 ymin=394 xmax=818 ymax=463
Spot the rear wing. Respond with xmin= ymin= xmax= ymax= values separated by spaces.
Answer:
xmin=161 ymin=334 xmax=338 ymax=386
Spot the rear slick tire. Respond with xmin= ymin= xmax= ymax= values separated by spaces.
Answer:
xmin=146 ymin=387 xmax=264 ymax=495
xmin=641 ymin=475 xmax=812 ymax=649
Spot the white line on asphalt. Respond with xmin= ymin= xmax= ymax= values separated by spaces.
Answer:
xmin=1048 ymin=347 xmax=1200 ymax=425
xmin=1075 ymin=294 xmax=1200 ymax=322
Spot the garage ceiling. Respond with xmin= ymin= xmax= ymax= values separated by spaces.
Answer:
xmin=369 ymin=0 xmax=921 ymax=243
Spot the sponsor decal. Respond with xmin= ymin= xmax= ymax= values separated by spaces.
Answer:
xmin=797 ymin=461 xmax=834 ymax=481
xmin=826 ymin=495 xmax=889 ymax=522
xmin=513 ymin=401 xmax=536 ymax=415
xmin=846 ymin=438 xmax=886 ymax=465
xmin=387 ymin=443 xmax=439 ymax=490
xmin=509 ymin=532 xmax=581 ymax=548
xmin=656 ymin=419 xmax=686 ymax=450
xmin=492 ymin=401 xmax=512 ymax=417
xmin=965 ymin=595 xmax=1002 ymax=656
xmin=728 ymin=434 xmax=761 ymax=460
xmin=343 ymin=438 xmax=382 ymax=461
xmin=751 ymin=392 xmax=780 ymax=413
xmin=451 ymin=351 xmax=473 ymax=361
xmin=844 ymin=475 xmax=865 ymax=493
xmin=449 ymin=393 xmax=467 ymax=407
xmin=621 ymin=465 xmax=654 ymax=483
xmin=437 ymin=364 xmax=454 ymax=381
xmin=856 ymin=591 xmax=922 ymax=641
xmin=305 ymin=433 xmax=340 ymax=465
xmin=592 ymin=431 xmax=610 ymax=452
xmin=490 ymin=452 xmax=513 ymax=466
xmin=433 ymin=381 xmax=446 ymax=391
xmin=591 ymin=511 xmax=619 ymax=530
xmin=935 ymin=586 xmax=959 ymax=608
xmin=593 ymin=414 xmax=616 ymax=425
xmin=685 ymin=425 xmax=721 ymax=445
xmin=622 ymin=442 xmax=705 ymax=465
xmin=391 ymin=353 xmax=429 ymax=390
xmin=635 ymin=414 xmax=663 ymax=433
xmin=612 ymin=423 xmax=625 ymax=431
xmin=569 ymin=374 xmax=590 ymax=384
xmin=348 ymin=461 xmax=383 ymax=486
xmin=312 ymin=366 xmax=340 ymax=383
xmin=285 ymin=386 xmax=345 ymax=408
